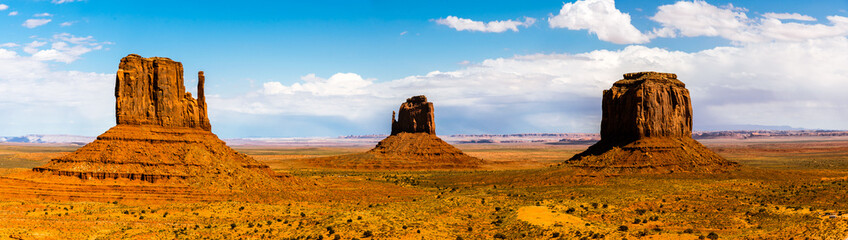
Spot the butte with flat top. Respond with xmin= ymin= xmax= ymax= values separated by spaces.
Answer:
xmin=309 ymin=95 xmax=483 ymax=170
xmin=2 ymin=54 xmax=293 ymax=201
xmin=567 ymin=72 xmax=737 ymax=174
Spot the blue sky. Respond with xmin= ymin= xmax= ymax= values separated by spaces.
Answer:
xmin=1 ymin=0 xmax=848 ymax=138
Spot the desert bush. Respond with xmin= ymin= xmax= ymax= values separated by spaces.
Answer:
xmin=618 ymin=226 xmax=628 ymax=231
xmin=363 ymin=230 xmax=373 ymax=237
xmin=707 ymin=232 xmax=719 ymax=239
xmin=493 ymin=233 xmax=506 ymax=239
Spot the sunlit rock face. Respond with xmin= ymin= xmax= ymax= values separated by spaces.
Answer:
xmin=568 ymin=72 xmax=737 ymax=174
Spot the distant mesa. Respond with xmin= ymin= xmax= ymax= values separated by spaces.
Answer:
xmin=308 ymin=95 xmax=483 ymax=170
xmin=26 ymin=54 xmax=287 ymax=193
xmin=566 ymin=72 xmax=737 ymax=174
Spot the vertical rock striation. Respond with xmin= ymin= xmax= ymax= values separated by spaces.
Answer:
xmin=115 ymin=54 xmax=210 ymax=130
xmin=391 ymin=95 xmax=435 ymax=135
xmin=32 ymin=54 xmax=284 ymax=189
xmin=568 ymin=72 xmax=736 ymax=174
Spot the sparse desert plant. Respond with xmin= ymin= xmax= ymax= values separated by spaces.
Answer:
xmin=618 ymin=226 xmax=628 ymax=231
xmin=493 ymin=233 xmax=506 ymax=239
xmin=707 ymin=232 xmax=719 ymax=239
xmin=363 ymin=230 xmax=373 ymax=237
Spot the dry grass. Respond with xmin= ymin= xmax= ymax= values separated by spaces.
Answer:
xmin=0 ymin=138 xmax=845 ymax=239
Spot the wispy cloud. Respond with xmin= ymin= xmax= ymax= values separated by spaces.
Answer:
xmin=51 ymin=0 xmax=83 ymax=4
xmin=548 ymin=0 xmax=649 ymax=44
xmin=435 ymin=16 xmax=536 ymax=33
xmin=8 ymin=11 xmax=18 ymax=16
xmin=17 ymin=33 xmax=109 ymax=63
xmin=22 ymin=19 xmax=51 ymax=28
xmin=763 ymin=12 xmax=816 ymax=21
xmin=33 ymin=13 xmax=52 ymax=17
xmin=60 ymin=21 xmax=75 ymax=27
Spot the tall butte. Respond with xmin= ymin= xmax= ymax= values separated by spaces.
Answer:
xmin=567 ymin=72 xmax=737 ymax=174
xmin=29 ymin=54 xmax=285 ymax=193
xmin=309 ymin=95 xmax=483 ymax=169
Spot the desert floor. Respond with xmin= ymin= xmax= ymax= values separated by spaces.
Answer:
xmin=0 ymin=137 xmax=847 ymax=239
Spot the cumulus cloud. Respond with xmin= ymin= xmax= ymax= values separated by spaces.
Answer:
xmin=9 ymin=11 xmax=18 ymax=16
xmin=0 ymin=4 xmax=8 ymax=11
xmin=22 ymin=19 xmax=51 ymax=28
xmin=0 ymin=49 xmax=113 ymax=136
xmin=548 ymin=0 xmax=650 ymax=44
xmin=211 ymin=37 xmax=848 ymax=136
xmin=435 ymin=16 xmax=536 ymax=33
xmin=650 ymin=0 xmax=848 ymax=43
xmin=263 ymin=73 xmax=374 ymax=96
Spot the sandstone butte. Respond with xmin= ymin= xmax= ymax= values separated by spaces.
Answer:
xmin=567 ymin=72 xmax=738 ymax=174
xmin=309 ymin=95 xmax=483 ymax=170
xmin=1 ymin=54 xmax=294 ymax=202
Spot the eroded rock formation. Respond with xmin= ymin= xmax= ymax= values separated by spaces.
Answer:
xmin=309 ymin=95 xmax=482 ymax=169
xmin=115 ymin=54 xmax=211 ymax=130
xmin=391 ymin=95 xmax=435 ymax=135
xmin=567 ymin=72 xmax=737 ymax=174
xmin=31 ymin=54 xmax=285 ymax=190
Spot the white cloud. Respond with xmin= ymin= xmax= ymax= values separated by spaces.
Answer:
xmin=8 ymin=11 xmax=18 ymax=16
xmin=60 ymin=21 xmax=74 ymax=27
xmin=23 ymin=41 xmax=47 ymax=54
xmin=0 ymin=43 xmax=19 ymax=48
xmin=0 ymin=4 xmax=8 ymax=11
xmin=650 ymin=0 xmax=848 ymax=43
xmin=33 ymin=13 xmax=52 ymax=17
xmin=22 ymin=19 xmax=51 ymax=28
xmin=19 ymin=33 xmax=108 ymax=63
xmin=51 ymin=0 xmax=82 ymax=4
xmin=435 ymin=16 xmax=536 ymax=33
xmin=0 ymin=49 xmax=113 ymax=136
xmin=263 ymin=73 xmax=373 ymax=96
xmin=548 ymin=0 xmax=650 ymax=44
xmin=213 ymin=37 xmax=848 ymax=135
xmin=763 ymin=12 xmax=816 ymax=21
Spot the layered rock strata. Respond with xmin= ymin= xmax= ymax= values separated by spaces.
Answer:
xmin=32 ymin=54 xmax=280 ymax=189
xmin=567 ymin=72 xmax=737 ymax=174
xmin=309 ymin=95 xmax=482 ymax=169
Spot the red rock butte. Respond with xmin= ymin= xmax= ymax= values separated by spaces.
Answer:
xmin=567 ymin=72 xmax=737 ymax=174
xmin=309 ymin=95 xmax=483 ymax=170
xmin=4 ymin=54 xmax=291 ymax=201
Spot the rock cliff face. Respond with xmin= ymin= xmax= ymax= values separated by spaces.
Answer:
xmin=568 ymin=72 xmax=736 ymax=174
xmin=31 ymin=54 xmax=286 ymax=191
xmin=115 ymin=54 xmax=211 ymax=130
xmin=309 ymin=95 xmax=482 ymax=170
xmin=601 ymin=72 xmax=691 ymax=142
xmin=391 ymin=95 xmax=435 ymax=135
